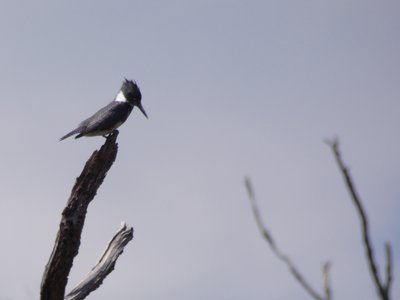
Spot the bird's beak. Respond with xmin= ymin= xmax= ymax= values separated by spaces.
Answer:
xmin=137 ymin=103 xmax=148 ymax=119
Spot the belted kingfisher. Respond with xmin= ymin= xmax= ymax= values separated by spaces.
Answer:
xmin=60 ymin=79 xmax=147 ymax=141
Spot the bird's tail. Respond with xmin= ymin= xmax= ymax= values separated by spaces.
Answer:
xmin=59 ymin=128 xmax=81 ymax=141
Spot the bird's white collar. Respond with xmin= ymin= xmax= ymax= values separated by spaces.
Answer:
xmin=115 ymin=91 xmax=127 ymax=102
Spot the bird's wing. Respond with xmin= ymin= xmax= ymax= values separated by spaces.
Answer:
xmin=80 ymin=102 xmax=132 ymax=133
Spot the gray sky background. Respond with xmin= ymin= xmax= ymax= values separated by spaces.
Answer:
xmin=0 ymin=1 xmax=399 ymax=299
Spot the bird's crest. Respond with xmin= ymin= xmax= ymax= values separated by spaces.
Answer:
xmin=121 ymin=78 xmax=141 ymax=102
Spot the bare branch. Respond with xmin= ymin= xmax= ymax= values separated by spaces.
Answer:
xmin=40 ymin=131 xmax=119 ymax=300
xmin=385 ymin=243 xmax=392 ymax=296
xmin=326 ymin=138 xmax=391 ymax=300
xmin=322 ymin=261 xmax=332 ymax=300
xmin=65 ymin=223 xmax=134 ymax=300
xmin=244 ymin=178 xmax=275 ymax=247
xmin=244 ymin=177 xmax=326 ymax=300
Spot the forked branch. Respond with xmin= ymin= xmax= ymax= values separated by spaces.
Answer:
xmin=244 ymin=177 xmax=330 ymax=300
xmin=326 ymin=138 xmax=392 ymax=300
xmin=40 ymin=131 xmax=132 ymax=300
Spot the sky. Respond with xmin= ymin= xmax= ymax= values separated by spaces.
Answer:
xmin=0 ymin=1 xmax=399 ymax=299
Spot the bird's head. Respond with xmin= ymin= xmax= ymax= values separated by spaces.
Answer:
xmin=120 ymin=79 xmax=148 ymax=118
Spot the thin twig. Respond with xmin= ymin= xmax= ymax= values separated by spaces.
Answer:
xmin=322 ymin=261 xmax=332 ymax=300
xmin=65 ymin=223 xmax=134 ymax=300
xmin=245 ymin=177 xmax=326 ymax=300
xmin=384 ymin=243 xmax=392 ymax=296
xmin=326 ymin=138 xmax=391 ymax=300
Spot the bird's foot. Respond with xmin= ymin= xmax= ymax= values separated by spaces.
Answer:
xmin=103 ymin=130 xmax=119 ymax=139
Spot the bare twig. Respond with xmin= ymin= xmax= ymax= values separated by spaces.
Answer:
xmin=322 ymin=261 xmax=332 ymax=300
xmin=244 ymin=177 xmax=327 ymax=300
xmin=384 ymin=243 xmax=392 ymax=296
xmin=40 ymin=131 xmax=119 ymax=300
xmin=65 ymin=223 xmax=134 ymax=300
xmin=326 ymin=138 xmax=392 ymax=300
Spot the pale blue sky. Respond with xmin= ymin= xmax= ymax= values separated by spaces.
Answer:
xmin=0 ymin=1 xmax=399 ymax=299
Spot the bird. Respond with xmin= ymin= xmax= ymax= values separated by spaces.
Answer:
xmin=60 ymin=79 xmax=147 ymax=141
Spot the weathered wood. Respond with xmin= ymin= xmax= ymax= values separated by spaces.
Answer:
xmin=65 ymin=223 xmax=133 ymax=300
xmin=40 ymin=131 xmax=119 ymax=300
